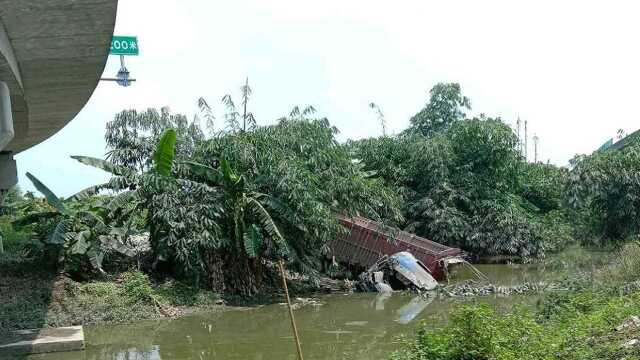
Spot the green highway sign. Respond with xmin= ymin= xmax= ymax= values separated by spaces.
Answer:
xmin=110 ymin=36 xmax=139 ymax=55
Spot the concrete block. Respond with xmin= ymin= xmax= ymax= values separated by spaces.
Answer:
xmin=0 ymin=326 xmax=85 ymax=355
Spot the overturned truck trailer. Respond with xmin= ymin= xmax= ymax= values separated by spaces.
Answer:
xmin=329 ymin=216 xmax=462 ymax=280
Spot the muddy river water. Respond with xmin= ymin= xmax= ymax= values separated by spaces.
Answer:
xmin=22 ymin=263 xmax=587 ymax=360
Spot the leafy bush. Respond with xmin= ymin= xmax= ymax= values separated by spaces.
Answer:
xmin=352 ymin=86 xmax=578 ymax=258
xmin=603 ymin=240 xmax=640 ymax=284
xmin=0 ymin=216 xmax=28 ymax=253
xmin=363 ymin=116 xmax=568 ymax=258
xmin=391 ymin=290 xmax=640 ymax=360
xmin=92 ymin=111 xmax=405 ymax=294
xmin=156 ymin=280 xmax=220 ymax=306
xmin=121 ymin=271 xmax=155 ymax=304
xmin=568 ymin=141 xmax=640 ymax=243
xmin=390 ymin=304 xmax=545 ymax=360
xmin=520 ymin=162 xmax=568 ymax=213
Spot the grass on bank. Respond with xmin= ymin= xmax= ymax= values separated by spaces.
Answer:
xmin=0 ymin=258 xmax=222 ymax=332
xmin=391 ymin=242 xmax=640 ymax=360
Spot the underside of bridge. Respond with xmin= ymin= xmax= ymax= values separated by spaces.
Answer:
xmin=0 ymin=1 xmax=118 ymax=195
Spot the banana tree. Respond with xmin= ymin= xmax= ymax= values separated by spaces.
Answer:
xmin=75 ymin=129 xmax=288 ymax=295
xmin=17 ymin=131 xmax=178 ymax=275
xmin=180 ymin=158 xmax=288 ymax=295
xmin=20 ymin=172 xmax=110 ymax=274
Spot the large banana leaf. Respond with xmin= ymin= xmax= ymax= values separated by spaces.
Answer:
xmin=25 ymin=172 xmax=67 ymax=214
xmin=220 ymin=158 xmax=240 ymax=184
xmin=154 ymin=129 xmax=177 ymax=176
xmin=66 ymin=183 xmax=108 ymax=202
xmin=247 ymin=198 xmax=288 ymax=256
xmin=71 ymin=156 xmax=133 ymax=177
xmin=47 ymin=219 xmax=71 ymax=245
xmin=108 ymin=190 xmax=140 ymax=211
xmin=70 ymin=230 xmax=91 ymax=254
xmin=243 ymin=224 xmax=263 ymax=258
xmin=88 ymin=247 xmax=105 ymax=273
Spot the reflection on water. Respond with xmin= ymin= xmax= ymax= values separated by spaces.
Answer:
xmin=395 ymin=296 xmax=433 ymax=324
xmin=25 ymin=292 xmax=537 ymax=360
xmin=450 ymin=263 xmax=568 ymax=286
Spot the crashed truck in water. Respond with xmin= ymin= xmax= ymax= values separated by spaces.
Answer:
xmin=359 ymin=252 xmax=439 ymax=292
xmin=329 ymin=216 xmax=464 ymax=292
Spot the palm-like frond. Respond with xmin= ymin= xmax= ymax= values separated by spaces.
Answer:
xmin=302 ymin=105 xmax=316 ymax=116
xmin=247 ymin=197 xmax=287 ymax=255
xmin=108 ymin=190 xmax=140 ymax=211
xmin=48 ymin=218 xmax=72 ymax=245
xmin=71 ymin=156 xmax=133 ymax=177
xmin=198 ymin=97 xmax=216 ymax=135
xmin=66 ymin=184 xmax=107 ymax=202
xmin=25 ymin=172 xmax=67 ymax=214
xmin=154 ymin=129 xmax=177 ymax=176
xmin=243 ymin=224 xmax=263 ymax=258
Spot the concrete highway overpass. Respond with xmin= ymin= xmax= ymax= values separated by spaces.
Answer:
xmin=0 ymin=1 xmax=118 ymax=197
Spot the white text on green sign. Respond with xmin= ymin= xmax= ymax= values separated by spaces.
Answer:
xmin=110 ymin=36 xmax=139 ymax=56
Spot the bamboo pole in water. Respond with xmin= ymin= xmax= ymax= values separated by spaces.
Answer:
xmin=278 ymin=259 xmax=304 ymax=360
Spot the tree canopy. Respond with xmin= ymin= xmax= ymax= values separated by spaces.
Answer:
xmin=408 ymin=83 xmax=471 ymax=137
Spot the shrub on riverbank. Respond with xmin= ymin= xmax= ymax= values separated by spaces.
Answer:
xmin=568 ymin=139 xmax=640 ymax=244
xmin=0 ymin=263 xmax=221 ymax=331
xmin=352 ymin=118 xmax=575 ymax=259
xmin=391 ymin=243 xmax=640 ymax=360
xmin=391 ymin=290 xmax=640 ymax=360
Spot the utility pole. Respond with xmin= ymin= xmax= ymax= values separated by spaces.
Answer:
xmin=516 ymin=116 xmax=522 ymax=155
xmin=242 ymin=77 xmax=249 ymax=132
xmin=533 ymin=136 xmax=536 ymax=163
xmin=524 ymin=120 xmax=528 ymax=162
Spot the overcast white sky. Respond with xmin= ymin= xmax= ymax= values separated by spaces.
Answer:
xmin=15 ymin=0 xmax=640 ymax=196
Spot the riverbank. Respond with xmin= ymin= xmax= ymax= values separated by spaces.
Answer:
xmin=0 ymin=253 xmax=353 ymax=332
xmin=391 ymin=288 xmax=640 ymax=360
xmin=0 ymin=244 xmax=608 ymax=332
xmin=0 ymin=260 xmax=225 ymax=332
xmin=390 ymin=242 xmax=640 ymax=360
xmin=0 ymin=240 xmax=618 ymax=337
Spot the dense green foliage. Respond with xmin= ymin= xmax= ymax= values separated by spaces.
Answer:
xmin=568 ymin=140 xmax=640 ymax=244
xmin=408 ymin=83 xmax=471 ymax=137
xmin=353 ymin=113 xmax=573 ymax=258
xmin=5 ymin=81 xmax=640 ymax=360
xmin=391 ymin=293 xmax=640 ymax=360
xmin=196 ymin=117 xmax=403 ymax=269
xmin=391 ymin=243 xmax=640 ymax=360
xmin=5 ymin=80 xmax=640 ymax=300
xmin=64 ymin=107 xmax=403 ymax=295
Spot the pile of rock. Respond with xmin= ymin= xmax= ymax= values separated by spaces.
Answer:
xmin=441 ymin=280 xmax=568 ymax=298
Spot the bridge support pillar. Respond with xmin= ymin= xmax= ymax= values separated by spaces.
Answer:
xmin=0 ymin=152 xmax=17 ymax=203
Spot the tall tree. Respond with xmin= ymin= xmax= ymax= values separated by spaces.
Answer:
xmin=221 ymin=78 xmax=256 ymax=133
xmin=105 ymin=107 xmax=204 ymax=173
xmin=408 ymin=83 xmax=471 ymax=137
